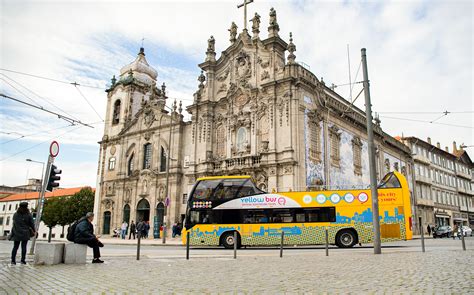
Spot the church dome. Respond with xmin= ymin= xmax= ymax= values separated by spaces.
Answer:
xmin=120 ymin=48 xmax=158 ymax=83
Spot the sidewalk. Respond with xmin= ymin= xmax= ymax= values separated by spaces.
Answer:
xmin=100 ymin=236 xmax=183 ymax=246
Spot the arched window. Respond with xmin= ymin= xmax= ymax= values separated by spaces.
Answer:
xmin=113 ymin=100 xmax=121 ymax=124
xmin=128 ymin=154 xmax=134 ymax=176
xmin=160 ymin=146 xmax=167 ymax=172
xmin=108 ymin=157 xmax=116 ymax=170
xmin=123 ymin=204 xmax=130 ymax=224
xmin=143 ymin=143 xmax=152 ymax=169
xmin=236 ymin=127 xmax=247 ymax=152
xmin=216 ymin=125 xmax=226 ymax=157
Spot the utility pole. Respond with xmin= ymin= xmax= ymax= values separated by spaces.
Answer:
xmin=361 ymin=48 xmax=382 ymax=254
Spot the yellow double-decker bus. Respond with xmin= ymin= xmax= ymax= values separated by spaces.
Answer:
xmin=182 ymin=171 xmax=412 ymax=248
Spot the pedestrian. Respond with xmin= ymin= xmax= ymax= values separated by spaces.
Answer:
xmin=120 ymin=221 xmax=128 ymax=239
xmin=74 ymin=212 xmax=104 ymax=263
xmin=427 ymin=224 xmax=431 ymax=236
xmin=144 ymin=221 xmax=150 ymax=239
xmin=129 ymin=221 xmax=136 ymax=239
xmin=9 ymin=202 xmax=35 ymax=265
xmin=176 ymin=222 xmax=182 ymax=237
xmin=136 ymin=220 xmax=145 ymax=238
xmin=172 ymin=222 xmax=177 ymax=238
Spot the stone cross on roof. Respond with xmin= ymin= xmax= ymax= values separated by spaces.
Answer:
xmin=237 ymin=0 xmax=254 ymax=31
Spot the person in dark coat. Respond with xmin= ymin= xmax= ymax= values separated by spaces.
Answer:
xmin=427 ymin=224 xmax=431 ymax=236
xmin=74 ymin=212 xmax=104 ymax=263
xmin=128 ymin=220 xmax=136 ymax=240
xmin=9 ymin=202 xmax=35 ymax=265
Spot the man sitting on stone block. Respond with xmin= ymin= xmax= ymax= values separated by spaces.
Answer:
xmin=74 ymin=212 xmax=104 ymax=263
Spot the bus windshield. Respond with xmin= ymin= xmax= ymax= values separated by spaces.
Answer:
xmin=191 ymin=178 xmax=264 ymax=201
xmin=377 ymin=172 xmax=401 ymax=189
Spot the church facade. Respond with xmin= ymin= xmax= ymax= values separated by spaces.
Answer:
xmin=93 ymin=8 xmax=413 ymax=237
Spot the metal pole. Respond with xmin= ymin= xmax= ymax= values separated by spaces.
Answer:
xmin=186 ymin=231 xmax=190 ymax=260
xmin=162 ymin=114 xmax=175 ymax=244
xmin=461 ymin=227 xmax=466 ymax=251
xmin=233 ymin=231 xmax=237 ymax=259
xmin=325 ymin=228 xmax=329 ymax=256
xmin=419 ymin=217 xmax=425 ymax=253
xmin=29 ymin=155 xmax=53 ymax=255
xmin=361 ymin=48 xmax=382 ymax=255
xmin=137 ymin=232 xmax=141 ymax=260
xmin=280 ymin=231 xmax=284 ymax=258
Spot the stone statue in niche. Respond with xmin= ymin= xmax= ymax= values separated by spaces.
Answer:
xmin=235 ymin=51 xmax=251 ymax=88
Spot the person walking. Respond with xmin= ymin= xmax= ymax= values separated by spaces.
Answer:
xmin=120 ymin=221 xmax=128 ymax=239
xmin=144 ymin=221 xmax=150 ymax=239
xmin=9 ymin=202 xmax=35 ymax=265
xmin=427 ymin=224 xmax=431 ymax=236
xmin=74 ymin=212 xmax=104 ymax=263
xmin=129 ymin=221 xmax=136 ymax=240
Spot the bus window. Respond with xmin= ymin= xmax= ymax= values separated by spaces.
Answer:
xmin=243 ymin=210 xmax=270 ymax=223
xmin=191 ymin=178 xmax=262 ymax=201
xmin=193 ymin=180 xmax=221 ymax=200
xmin=378 ymin=173 xmax=401 ymax=189
xmin=271 ymin=209 xmax=293 ymax=223
xmin=306 ymin=207 xmax=336 ymax=222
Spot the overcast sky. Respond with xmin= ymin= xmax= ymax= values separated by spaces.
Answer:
xmin=0 ymin=0 xmax=472 ymax=188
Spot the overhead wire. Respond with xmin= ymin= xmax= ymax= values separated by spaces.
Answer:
xmin=1 ymin=123 xmax=76 ymax=145
xmin=379 ymin=115 xmax=472 ymax=129
xmin=1 ymin=73 xmax=81 ymax=121
xmin=0 ymin=68 xmax=104 ymax=90
xmin=0 ymin=77 xmax=42 ymax=107
xmin=74 ymin=85 xmax=104 ymax=122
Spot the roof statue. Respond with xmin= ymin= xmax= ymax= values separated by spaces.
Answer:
xmin=250 ymin=12 xmax=260 ymax=39
xmin=229 ymin=22 xmax=238 ymax=44
xmin=206 ymin=36 xmax=216 ymax=62
xmin=268 ymin=7 xmax=280 ymax=37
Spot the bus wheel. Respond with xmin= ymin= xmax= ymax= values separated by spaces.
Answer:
xmin=336 ymin=229 xmax=357 ymax=248
xmin=221 ymin=231 xmax=239 ymax=249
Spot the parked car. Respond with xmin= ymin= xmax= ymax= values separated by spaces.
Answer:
xmin=433 ymin=226 xmax=453 ymax=238
xmin=461 ymin=226 xmax=472 ymax=237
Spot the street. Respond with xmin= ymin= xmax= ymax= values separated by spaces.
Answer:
xmin=0 ymin=237 xmax=473 ymax=293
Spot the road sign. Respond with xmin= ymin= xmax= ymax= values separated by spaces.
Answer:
xmin=50 ymin=141 xmax=59 ymax=157
xmin=165 ymin=197 xmax=170 ymax=207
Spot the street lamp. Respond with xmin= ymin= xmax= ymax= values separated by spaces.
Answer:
xmin=26 ymin=158 xmax=45 ymax=191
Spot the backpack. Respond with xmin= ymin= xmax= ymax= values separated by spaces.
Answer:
xmin=66 ymin=219 xmax=81 ymax=242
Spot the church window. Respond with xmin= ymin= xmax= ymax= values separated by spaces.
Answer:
xmin=329 ymin=125 xmax=341 ymax=167
xmin=108 ymin=157 xmax=116 ymax=170
xmin=128 ymin=154 xmax=134 ymax=176
xmin=160 ymin=146 xmax=167 ymax=172
xmin=113 ymin=100 xmax=121 ymax=125
xmin=352 ymin=137 xmax=363 ymax=175
xmin=236 ymin=127 xmax=247 ymax=152
xmin=216 ymin=125 xmax=226 ymax=158
xmin=309 ymin=118 xmax=321 ymax=162
xmin=143 ymin=143 xmax=152 ymax=169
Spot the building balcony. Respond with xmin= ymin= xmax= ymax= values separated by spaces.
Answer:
xmin=212 ymin=155 xmax=263 ymax=171
xmin=415 ymin=174 xmax=432 ymax=185
xmin=455 ymin=170 xmax=471 ymax=180
xmin=457 ymin=186 xmax=466 ymax=194
xmin=416 ymin=198 xmax=434 ymax=207
xmin=413 ymin=154 xmax=431 ymax=165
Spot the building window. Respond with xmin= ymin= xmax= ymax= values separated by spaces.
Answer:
xmin=9 ymin=204 xmax=11 ymax=211
xmin=308 ymin=114 xmax=322 ymax=162
xmin=6 ymin=216 xmax=10 ymax=226
xmin=112 ymin=100 xmax=121 ymax=124
xmin=128 ymin=154 xmax=134 ymax=176
xmin=182 ymin=194 xmax=188 ymax=204
xmin=329 ymin=125 xmax=341 ymax=167
xmin=216 ymin=125 xmax=226 ymax=158
xmin=160 ymin=146 xmax=167 ymax=172
xmin=2 ymin=204 xmax=4 ymax=211
xmin=236 ymin=127 xmax=247 ymax=152
xmin=143 ymin=143 xmax=152 ymax=169
xmin=0 ymin=217 xmax=3 ymax=225
xmin=108 ymin=157 xmax=116 ymax=170
xmin=352 ymin=136 xmax=363 ymax=175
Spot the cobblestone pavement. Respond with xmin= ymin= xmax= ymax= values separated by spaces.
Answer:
xmin=0 ymin=238 xmax=473 ymax=293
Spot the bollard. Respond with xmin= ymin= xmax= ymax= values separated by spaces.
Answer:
xmin=280 ymin=231 xmax=284 ymax=258
xmin=136 ymin=232 xmax=141 ymax=261
xmin=325 ymin=228 xmax=329 ymax=256
xmin=461 ymin=228 xmax=466 ymax=251
xmin=233 ymin=231 xmax=237 ymax=259
xmin=419 ymin=217 xmax=425 ymax=253
xmin=186 ymin=231 xmax=190 ymax=260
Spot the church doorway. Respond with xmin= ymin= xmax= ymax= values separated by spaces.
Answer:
xmin=123 ymin=204 xmax=131 ymax=224
xmin=136 ymin=199 xmax=150 ymax=222
xmin=156 ymin=202 xmax=165 ymax=228
xmin=103 ymin=211 xmax=111 ymax=234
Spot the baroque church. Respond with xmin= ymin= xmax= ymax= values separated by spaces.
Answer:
xmin=94 ymin=7 xmax=412 ymax=237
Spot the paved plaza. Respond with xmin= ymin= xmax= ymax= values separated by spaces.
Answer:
xmin=0 ymin=237 xmax=473 ymax=293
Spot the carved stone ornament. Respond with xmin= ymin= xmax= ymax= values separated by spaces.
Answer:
xmin=102 ymin=198 xmax=114 ymax=209
xmin=261 ymin=70 xmax=270 ymax=81
xmin=217 ymin=68 xmax=229 ymax=82
xmin=144 ymin=132 xmax=152 ymax=141
xmin=235 ymin=51 xmax=252 ymax=88
xmin=235 ymin=94 xmax=248 ymax=107
xmin=144 ymin=109 xmax=155 ymax=127
xmin=110 ymin=145 xmax=116 ymax=155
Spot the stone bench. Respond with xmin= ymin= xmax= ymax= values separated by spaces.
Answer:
xmin=34 ymin=242 xmax=64 ymax=265
xmin=64 ymin=243 xmax=87 ymax=264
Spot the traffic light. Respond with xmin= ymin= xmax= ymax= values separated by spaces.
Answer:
xmin=46 ymin=164 xmax=61 ymax=192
